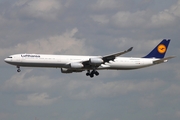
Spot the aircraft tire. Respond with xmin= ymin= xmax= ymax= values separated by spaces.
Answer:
xmin=86 ymin=73 xmax=90 ymax=76
xmin=90 ymin=73 xmax=94 ymax=78
xmin=95 ymin=71 xmax=99 ymax=76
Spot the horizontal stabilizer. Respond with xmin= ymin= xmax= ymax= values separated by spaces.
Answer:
xmin=153 ymin=56 xmax=175 ymax=64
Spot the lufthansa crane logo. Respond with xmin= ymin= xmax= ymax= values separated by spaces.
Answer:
xmin=157 ymin=44 xmax=166 ymax=54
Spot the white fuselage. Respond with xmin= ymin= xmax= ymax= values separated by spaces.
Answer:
xmin=4 ymin=54 xmax=159 ymax=70
xmin=4 ymin=39 xmax=173 ymax=77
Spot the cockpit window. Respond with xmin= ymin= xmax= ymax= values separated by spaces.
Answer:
xmin=7 ymin=57 xmax=12 ymax=58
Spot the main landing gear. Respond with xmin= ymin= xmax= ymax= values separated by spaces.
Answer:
xmin=86 ymin=70 xmax=99 ymax=78
xmin=17 ymin=66 xmax=21 ymax=72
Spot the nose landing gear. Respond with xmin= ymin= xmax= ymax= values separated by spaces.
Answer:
xmin=17 ymin=66 xmax=21 ymax=72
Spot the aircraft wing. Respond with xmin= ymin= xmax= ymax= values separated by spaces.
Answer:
xmin=81 ymin=47 xmax=133 ymax=67
xmin=102 ymin=47 xmax=133 ymax=62
xmin=153 ymin=56 xmax=175 ymax=64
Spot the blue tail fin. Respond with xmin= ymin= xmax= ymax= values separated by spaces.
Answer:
xmin=143 ymin=39 xmax=170 ymax=58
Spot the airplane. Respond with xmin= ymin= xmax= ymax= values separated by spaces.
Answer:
xmin=4 ymin=39 xmax=175 ymax=78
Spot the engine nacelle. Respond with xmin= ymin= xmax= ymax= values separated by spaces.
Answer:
xmin=89 ymin=58 xmax=103 ymax=65
xmin=69 ymin=62 xmax=84 ymax=68
xmin=61 ymin=68 xmax=83 ymax=73
xmin=61 ymin=68 xmax=73 ymax=73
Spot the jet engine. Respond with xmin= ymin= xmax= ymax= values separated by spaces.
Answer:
xmin=89 ymin=58 xmax=103 ymax=65
xmin=61 ymin=68 xmax=83 ymax=73
xmin=69 ymin=62 xmax=84 ymax=68
xmin=61 ymin=68 xmax=73 ymax=73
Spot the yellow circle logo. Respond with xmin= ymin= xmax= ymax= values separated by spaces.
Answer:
xmin=157 ymin=44 xmax=166 ymax=54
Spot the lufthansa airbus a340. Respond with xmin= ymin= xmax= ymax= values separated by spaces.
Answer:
xmin=4 ymin=39 xmax=175 ymax=78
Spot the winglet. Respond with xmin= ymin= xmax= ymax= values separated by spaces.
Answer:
xmin=127 ymin=47 xmax=133 ymax=52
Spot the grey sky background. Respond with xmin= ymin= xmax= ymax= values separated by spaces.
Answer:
xmin=0 ymin=0 xmax=179 ymax=120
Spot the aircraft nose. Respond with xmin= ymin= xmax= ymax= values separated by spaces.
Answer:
xmin=4 ymin=58 xmax=11 ymax=63
xmin=4 ymin=58 xmax=8 ymax=62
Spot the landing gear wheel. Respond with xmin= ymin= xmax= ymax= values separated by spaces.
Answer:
xmin=94 ymin=71 xmax=99 ymax=76
xmin=86 ymin=70 xmax=91 ymax=76
xmin=90 ymin=73 xmax=94 ymax=78
xmin=17 ymin=66 xmax=21 ymax=72
xmin=17 ymin=69 xmax=21 ymax=72
xmin=85 ymin=69 xmax=100 ymax=78
xmin=86 ymin=73 xmax=90 ymax=76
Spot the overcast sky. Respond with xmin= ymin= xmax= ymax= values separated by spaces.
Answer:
xmin=0 ymin=0 xmax=180 ymax=120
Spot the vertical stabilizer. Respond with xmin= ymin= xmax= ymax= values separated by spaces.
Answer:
xmin=143 ymin=39 xmax=170 ymax=58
